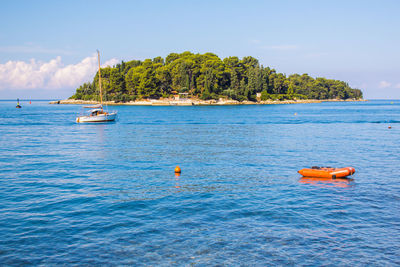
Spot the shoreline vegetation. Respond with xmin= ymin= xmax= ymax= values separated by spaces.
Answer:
xmin=66 ymin=51 xmax=363 ymax=105
xmin=50 ymin=98 xmax=366 ymax=106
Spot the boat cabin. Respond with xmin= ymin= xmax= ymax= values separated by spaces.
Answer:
xmin=89 ymin=108 xmax=104 ymax=116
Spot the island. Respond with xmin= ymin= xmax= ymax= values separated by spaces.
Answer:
xmin=59 ymin=51 xmax=363 ymax=105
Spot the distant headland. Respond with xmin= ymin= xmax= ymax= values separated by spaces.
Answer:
xmin=66 ymin=51 xmax=363 ymax=104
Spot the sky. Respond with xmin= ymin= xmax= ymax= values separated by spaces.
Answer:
xmin=0 ymin=0 xmax=399 ymax=99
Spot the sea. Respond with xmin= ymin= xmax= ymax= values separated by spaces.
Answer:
xmin=0 ymin=100 xmax=399 ymax=266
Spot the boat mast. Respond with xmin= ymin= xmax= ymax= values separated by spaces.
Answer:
xmin=97 ymin=50 xmax=103 ymax=108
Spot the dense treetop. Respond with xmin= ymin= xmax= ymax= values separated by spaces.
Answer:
xmin=70 ymin=51 xmax=363 ymax=102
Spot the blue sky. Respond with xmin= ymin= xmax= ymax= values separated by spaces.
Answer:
xmin=0 ymin=0 xmax=399 ymax=99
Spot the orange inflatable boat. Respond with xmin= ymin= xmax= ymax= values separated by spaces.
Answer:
xmin=298 ymin=166 xmax=355 ymax=179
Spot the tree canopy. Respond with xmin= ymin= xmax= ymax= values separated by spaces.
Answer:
xmin=70 ymin=51 xmax=363 ymax=102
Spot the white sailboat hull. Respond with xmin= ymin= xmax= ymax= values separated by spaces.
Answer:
xmin=76 ymin=112 xmax=117 ymax=123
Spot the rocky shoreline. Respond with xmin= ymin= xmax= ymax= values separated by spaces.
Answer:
xmin=49 ymin=98 xmax=365 ymax=106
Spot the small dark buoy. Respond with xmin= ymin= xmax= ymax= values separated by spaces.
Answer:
xmin=174 ymin=165 xmax=181 ymax=173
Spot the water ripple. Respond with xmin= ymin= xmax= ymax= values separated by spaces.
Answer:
xmin=0 ymin=100 xmax=399 ymax=265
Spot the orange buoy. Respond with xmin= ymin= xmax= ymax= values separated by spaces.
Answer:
xmin=388 ymin=126 xmax=392 ymax=129
xmin=298 ymin=166 xmax=355 ymax=179
xmin=174 ymin=165 xmax=181 ymax=173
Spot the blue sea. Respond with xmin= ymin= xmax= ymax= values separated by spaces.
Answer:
xmin=0 ymin=100 xmax=399 ymax=266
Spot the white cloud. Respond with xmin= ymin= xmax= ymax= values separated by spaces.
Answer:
xmin=395 ymin=83 xmax=400 ymax=89
xmin=378 ymin=81 xmax=391 ymax=88
xmin=102 ymin=58 xmax=119 ymax=68
xmin=0 ymin=54 xmax=119 ymax=90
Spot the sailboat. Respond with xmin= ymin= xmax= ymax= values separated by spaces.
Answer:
xmin=16 ymin=98 xmax=21 ymax=108
xmin=76 ymin=50 xmax=117 ymax=123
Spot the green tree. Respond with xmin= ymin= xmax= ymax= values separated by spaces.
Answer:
xmin=71 ymin=52 xmax=363 ymax=102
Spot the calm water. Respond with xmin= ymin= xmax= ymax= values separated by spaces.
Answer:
xmin=0 ymin=100 xmax=399 ymax=266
